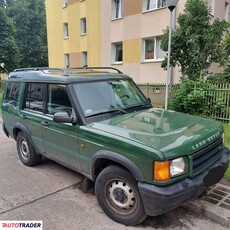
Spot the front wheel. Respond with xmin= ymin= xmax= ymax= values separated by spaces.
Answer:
xmin=95 ymin=165 xmax=147 ymax=226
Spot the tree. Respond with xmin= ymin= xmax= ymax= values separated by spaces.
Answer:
xmin=0 ymin=0 xmax=13 ymax=8
xmin=7 ymin=0 xmax=48 ymax=68
xmin=161 ymin=0 xmax=229 ymax=80
xmin=207 ymin=27 xmax=230 ymax=83
xmin=0 ymin=7 xmax=19 ymax=72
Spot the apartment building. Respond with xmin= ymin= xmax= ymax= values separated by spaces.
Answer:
xmin=45 ymin=0 xmax=230 ymax=83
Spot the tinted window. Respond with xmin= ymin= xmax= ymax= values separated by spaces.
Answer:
xmin=24 ymin=83 xmax=45 ymax=112
xmin=47 ymin=84 xmax=72 ymax=115
xmin=3 ymin=82 xmax=21 ymax=106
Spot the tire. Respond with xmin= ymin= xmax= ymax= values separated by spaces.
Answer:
xmin=95 ymin=165 xmax=147 ymax=226
xmin=16 ymin=131 xmax=41 ymax=167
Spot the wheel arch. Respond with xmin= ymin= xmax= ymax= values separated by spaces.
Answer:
xmin=13 ymin=123 xmax=39 ymax=153
xmin=90 ymin=150 xmax=145 ymax=182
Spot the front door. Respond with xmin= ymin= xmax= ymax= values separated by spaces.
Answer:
xmin=41 ymin=84 xmax=80 ymax=169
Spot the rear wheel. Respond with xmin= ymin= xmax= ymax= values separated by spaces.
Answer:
xmin=95 ymin=165 xmax=147 ymax=226
xmin=16 ymin=131 xmax=41 ymax=166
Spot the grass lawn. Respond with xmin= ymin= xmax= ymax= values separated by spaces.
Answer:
xmin=224 ymin=123 xmax=230 ymax=179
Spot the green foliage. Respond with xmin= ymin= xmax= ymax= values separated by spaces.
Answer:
xmin=161 ymin=0 xmax=229 ymax=80
xmin=168 ymin=79 xmax=212 ymax=115
xmin=0 ymin=7 xmax=19 ymax=72
xmin=207 ymin=67 xmax=230 ymax=83
xmin=7 ymin=0 xmax=48 ymax=68
xmin=207 ymin=30 xmax=230 ymax=83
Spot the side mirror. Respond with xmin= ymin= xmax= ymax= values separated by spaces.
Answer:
xmin=53 ymin=111 xmax=77 ymax=124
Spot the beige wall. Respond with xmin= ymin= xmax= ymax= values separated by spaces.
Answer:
xmin=46 ymin=0 xmax=228 ymax=83
xmin=100 ymin=0 xmax=185 ymax=84
xmin=213 ymin=0 xmax=230 ymax=20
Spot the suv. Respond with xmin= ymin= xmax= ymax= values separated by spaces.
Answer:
xmin=1 ymin=67 xmax=229 ymax=225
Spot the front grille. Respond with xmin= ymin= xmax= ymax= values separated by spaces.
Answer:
xmin=191 ymin=138 xmax=223 ymax=177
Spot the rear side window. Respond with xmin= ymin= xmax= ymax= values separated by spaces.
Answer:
xmin=24 ymin=83 xmax=45 ymax=112
xmin=3 ymin=82 xmax=21 ymax=106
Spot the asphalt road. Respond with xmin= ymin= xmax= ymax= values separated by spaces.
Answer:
xmin=0 ymin=125 xmax=227 ymax=230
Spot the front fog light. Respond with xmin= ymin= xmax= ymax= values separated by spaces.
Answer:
xmin=170 ymin=157 xmax=187 ymax=177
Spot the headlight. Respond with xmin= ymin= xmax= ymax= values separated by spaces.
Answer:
xmin=154 ymin=157 xmax=188 ymax=181
xmin=170 ymin=157 xmax=188 ymax=177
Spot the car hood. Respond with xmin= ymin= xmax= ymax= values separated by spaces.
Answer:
xmin=90 ymin=109 xmax=223 ymax=159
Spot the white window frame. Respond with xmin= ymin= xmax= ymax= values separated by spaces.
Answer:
xmin=112 ymin=0 xmax=123 ymax=20
xmin=142 ymin=37 xmax=165 ymax=62
xmin=64 ymin=54 xmax=70 ymax=68
xmin=224 ymin=1 xmax=229 ymax=21
xmin=82 ymin=52 xmax=88 ymax=67
xmin=142 ymin=0 xmax=166 ymax=12
xmin=80 ymin=18 xmax=87 ymax=35
xmin=112 ymin=42 xmax=123 ymax=64
xmin=62 ymin=0 xmax=68 ymax=8
xmin=63 ymin=22 xmax=69 ymax=39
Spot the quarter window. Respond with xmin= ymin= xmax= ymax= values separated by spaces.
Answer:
xmin=3 ymin=82 xmax=20 ymax=106
xmin=24 ymin=83 xmax=45 ymax=112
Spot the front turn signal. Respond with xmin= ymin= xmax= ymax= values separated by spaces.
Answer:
xmin=154 ymin=161 xmax=170 ymax=181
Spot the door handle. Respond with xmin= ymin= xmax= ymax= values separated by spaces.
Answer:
xmin=41 ymin=121 xmax=49 ymax=127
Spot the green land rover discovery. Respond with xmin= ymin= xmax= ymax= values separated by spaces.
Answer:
xmin=1 ymin=67 xmax=229 ymax=225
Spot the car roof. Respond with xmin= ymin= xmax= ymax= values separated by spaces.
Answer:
xmin=7 ymin=67 xmax=131 ymax=84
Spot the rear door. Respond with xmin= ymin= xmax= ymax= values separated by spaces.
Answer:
xmin=41 ymin=84 xmax=80 ymax=169
xmin=20 ymin=83 xmax=46 ymax=154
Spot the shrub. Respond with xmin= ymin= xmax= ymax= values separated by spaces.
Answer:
xmin=169 ymin=80 xmax=212 ymax=116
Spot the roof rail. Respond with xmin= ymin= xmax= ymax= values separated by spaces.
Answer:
xmin=13 ymin=67 xmax=65 ymax=73
xmin=72 ymin=66 xmax=123 ymax=74
xmin=12 ymin=66 xmax=123 ymax=76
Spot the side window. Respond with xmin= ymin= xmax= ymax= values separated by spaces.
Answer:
xmin=24 ymin=83 xmax=45 ymax=112
xmin=47 ymin=84 xmax=72 ymax=115
xmin=3 ymin=82 xmax=21 ymax=106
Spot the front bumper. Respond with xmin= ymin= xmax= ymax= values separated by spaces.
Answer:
xmin=138 ymin=148 xmax=229 ymax=216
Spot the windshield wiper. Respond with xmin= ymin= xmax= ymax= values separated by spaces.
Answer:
xmin=86 ymin=107 xmax=127 ymax=118
xmin=126 ymin=103 xmax=151 ymax=110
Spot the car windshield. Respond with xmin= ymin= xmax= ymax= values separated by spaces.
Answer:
xmin=73 ymin=79 xmax=148 ymax=117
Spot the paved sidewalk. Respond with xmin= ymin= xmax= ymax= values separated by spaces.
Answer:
xmin=182 ymin=181 xmax=230 ymax=228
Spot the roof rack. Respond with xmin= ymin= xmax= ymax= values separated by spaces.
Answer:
xmin=72 ymin=66 xmax=123 ymax=74
xmin=13 ymin=66 xmax=123 ymax=76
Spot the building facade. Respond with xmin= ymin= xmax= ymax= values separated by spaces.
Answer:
xmin=46 ymin=0 xmax=230 ymax=83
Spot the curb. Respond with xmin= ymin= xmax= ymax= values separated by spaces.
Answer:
xmin=182 ymin=197 xmax=230 ymax=228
